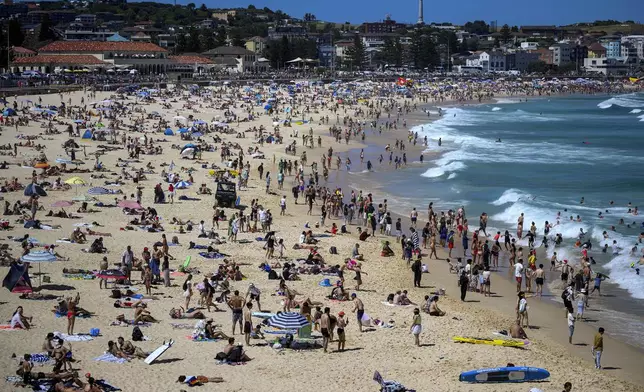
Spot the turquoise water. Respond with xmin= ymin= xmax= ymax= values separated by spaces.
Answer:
xmin=372 ymin=93 xmax=644 ymax=300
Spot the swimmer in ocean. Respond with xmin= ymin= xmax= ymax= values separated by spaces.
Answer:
xmin=496 ymin=138 xmax=502 ymax=142
xmin=580 ymin=197 xmax=585 ymax=204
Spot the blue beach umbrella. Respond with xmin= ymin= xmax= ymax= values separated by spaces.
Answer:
xmin=183 ymin=143 xmax=196 ymax=149
xmin=267 ymin=312 xmax=310 ymax=329
xmin=164 ymin=128 xmax=174 ymax=136
xmin=175 ymin=181 xmax=191 ymax=189
xmin=178 ymin=128 xmax=189 ymax=134
xmin=191 ymin=132 xmax=203 ymax=138
xmin=24 ymin=183 xmax=47 ymax=197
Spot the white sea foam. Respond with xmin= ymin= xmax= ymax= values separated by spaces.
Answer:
xmin=491 ymin=107 xmax=502 ymax=111
xmin=491 ymin=189 xmax=532 ymax=206
xmin=494 ymin=98 xmax=522 ymax=104
xmin=630 ymin=109 xmax=642 ymax=114
xmin=421 ymin=161 xmax=466 ymax=178
xmin=605 ymin=254 xmax=644 ymax=299
xmin=447 ymin=173 xmax=457 ymax=179
xmin=597 ymin=94 xmax=644 ymax=109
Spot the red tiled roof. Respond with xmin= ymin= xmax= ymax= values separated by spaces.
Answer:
xmin=13 ymin=47 xmax=37 ymax=54
xmin=169 ymin=55 xmax=215 ymax=65
xmin=588 ymin=42 xmax=607 ymax=52
xmin=39 ymin=41 xmax=167 ymax=53
xmin=13 ymin=55 xmax=107 ymax=65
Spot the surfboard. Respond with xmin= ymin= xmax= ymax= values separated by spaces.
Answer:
xmin=459 ymin=366 xmax=550 ymax=383
xmin=452 ymin=336 xmax=528 ymax=348
xmin=144 ymin=339 xmax=174 ymax=365
xmin=252 ymin=311 xmax=275 ymax=319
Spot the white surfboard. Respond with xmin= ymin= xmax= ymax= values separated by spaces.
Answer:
xmin=144 ymin=339 xmax=174 ymax=365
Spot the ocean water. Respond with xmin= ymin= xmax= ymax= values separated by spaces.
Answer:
xmin=371 ymin=93 xmax=644 ymax=301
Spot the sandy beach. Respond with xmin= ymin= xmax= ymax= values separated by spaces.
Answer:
xmin=1 ymin=81 xmax=643 ymax=392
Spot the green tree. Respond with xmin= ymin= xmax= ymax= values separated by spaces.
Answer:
xmin=466 ymin=37 xmax=479 ymax=51
xmin=201 ymin=29 xmax=215 ymax=51
xmin=199 ymin=3 xmax=208 ymax=12
xmin=0 ymin=27 xmax=8 ymax=71
xmin=526 ymin=61 xmax=547 ymax=73
xmin=381 ymin=36 xmax=403 ymax=66
xmin=500 ymin=24 xmax=511 ymax=44
xmin=345 ymin=34 xmax=366 ymax=70
xmin=176 ymin=31 xmax=188 ymax=53
xmin=215 ymin=26 xmax=227 ymax=47
xmin=187 ymin=28 xmax=201 ymax=52
xmin=8 ymin=19 xmax=24 ymax=47
xmin=463 ymin=20 xmax=489 ymax=35
xmin=304 ymin=13 xmax=316 ymax=22
xmin=511 ymin=25 xmax=519 ymax=32
xmin=38 ymin=14 xmax=56 ymax=42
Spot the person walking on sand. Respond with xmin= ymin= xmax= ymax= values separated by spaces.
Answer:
xmin=183 ymin=274 xmax=193 ymax=310
xmin=336 ymin=311 xmax=348 ymax=352
xmin=320 ymin=307 xmax=331 ymax=353
xmin=412 ymin=256 xmax=422 ymax=288
xmin=351 ymin=293 xmax=364 ymax=333
xmin=535 ymin=264 xmax=545 ymax=297
xmin=514 ymin=259 xmax=524 ymax=292
xmin=592 ymin=327 xmax=605 ymax=369
xmin=411 ymin=308 xmax=422 ymax=346
xmin=517 ymin=291 xmax=529 ymax=328
xmin=99 ymin=256 xmax=109 ymax=289
xmin=353 ymin=263 xmax=366 ymax=291
xmin=567 ymin=310 xmax=575 ymax=344
xmin=227 ymin=290 xmax=245 ymax=335
xmin=459 ymin=267 xmax=469 ymax=302
xmin=243 ymin=302 xmax=253 ymax=346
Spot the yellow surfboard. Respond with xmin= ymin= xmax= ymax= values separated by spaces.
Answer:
xmin=452 ymin=336 xmax=527 ymax=348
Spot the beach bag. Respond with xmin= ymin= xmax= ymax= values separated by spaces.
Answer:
xmin=329 ymin=246 xmax=338 ymax=255
xmin=215 ymin=352 xmax=227 ymax=361
xmin=227 ymin=346 xmax=243 ymax=362
xmin=267 ymin=270 xmax=278 ymax=280
xmin=132 ymin=326 xmax=143 ymax=341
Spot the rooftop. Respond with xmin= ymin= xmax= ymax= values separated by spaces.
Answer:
xmin=12 ymin=47 xmax=36 ymax=54
xmin=202 ymin=46 xmax=254 ymax=56
xmin=13 ymin=55 xmax=107 ymax=65
xmin=39 ymin=41 xmax=167 ymax=53
xmin=169 ymin=55 xmax=214 ymax=65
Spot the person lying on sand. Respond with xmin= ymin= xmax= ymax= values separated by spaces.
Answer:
xmin=107 ymin=340 xmax=131 ymax=361
xmin=117 ymin=336 xmax=150 ymax=359
xmin=177 ymin=375 xmax=224 ymax=385
xmin=169 ymin=307 xmax=206 ymax=319
xmin=133 ymin=303 xmax=158 ymax=323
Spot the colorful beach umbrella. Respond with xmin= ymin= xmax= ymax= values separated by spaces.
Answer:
xmin=24 ymin=183 xmax=47 ymax=197
xmin=87 ymin=187 xmax=111 ymax=196
xmin=51 ymin=200 xmax=73 ymax=207
xmin=96 ymin=269 xmax=126 ymax=280
xmin=174 ymin=181 xmax=190 ymax=189
xmin=266 ymin=312 xmax=310 ymax=330
xmin=64 ymin=176 xmax=86 ymax=185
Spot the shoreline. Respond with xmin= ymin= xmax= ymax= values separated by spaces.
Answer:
xmin=331 ymin=95 xmax=644 ymax=359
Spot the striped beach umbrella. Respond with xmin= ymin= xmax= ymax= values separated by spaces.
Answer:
xmin=266 ymin=312 xmax=310 ymax=330
xmin=21 ymin=251 xmax=57 ymax=287
xmin=88 ymin=187 xmax=111 ymax=195
xmin=174 ymin=181 xmax=191 ymax=189
xmin=24 ymin=183 xmax=47 ymax=197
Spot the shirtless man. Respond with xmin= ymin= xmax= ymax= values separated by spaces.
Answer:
xmin=320 ymin=307 xmax=331 ymax=352
xmin=517 ymin=213 xmax=524 ymax=238
xmin=509 ymin=319 xmax=528 ymax=339
xmin=117 ymin=336 xmax=149 ymax=359
xmin=550 ymin=252 xmax=558 ymax=271
xmin=351 ymin=293 xmax=365 ymax=332
xmin=227 ymin=290 xmax=245 ymax=335
xmin=243 ymin=302 xmax=253 ymax=346
xmin=535 ymin=264 xmax=545 ymax=297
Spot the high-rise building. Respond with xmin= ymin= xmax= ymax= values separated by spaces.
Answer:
xmin=417 ymin=0 xmax=424 ymax=24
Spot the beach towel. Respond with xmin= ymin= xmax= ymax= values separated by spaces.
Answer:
xmin=237 ymin=239 xmax=252 ymax=244
xmin=199 ymin=252 xmax=227 ymax=259
xmin=54 ymin=332 xmax=94 ymax=342
xmin=187 ymin=335 xmax=221 ymax=342
xmin=216 ymin=360 xmax=247 ymax=366
xmin=189 ymin=244 xmax=210 ymax=249
xmin=73 ymin=223 xmax=93 ymax=228
xmin=170 ymin=323 xmax=194 ymax=329
xmin=25 ymin=352 xmax=53 ymax=366
xmin=56 ymin=239 xmax=73 ymax=244
xmin=94 ymin=380 xmax=122 ymax=392
xmin=178 ymin=196 xmax=201 ymax=201
xmin=0 ymin=324 xmax=22 ymax=330
xmin=381 ymin=301 xmax=412 ymax=307
xmin=94 ymin=353 xmax=127 ymax=364
xmin=55 ymin=312 xmax=92 ymax=319
xmin=63 ymin=273 xmax=95 ymax=280
xmin=109 ymin=321 xmax=151 ymax=327
xmin=263 ymin=327 xmax=298 ymax=335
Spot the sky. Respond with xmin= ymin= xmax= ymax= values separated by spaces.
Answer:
xmin=159 ymin=0 xmax=642 ymax=26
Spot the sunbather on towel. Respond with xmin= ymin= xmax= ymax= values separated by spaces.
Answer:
xmin=169 ymin=307 xmax=205 ymax=319
xmin=133 ymin=303 xmax=158 ymax=323
xmin=176 ymin=375 xmax=224 ymax=385
xmin=117 ymin=337 xmax=149 ymax=359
